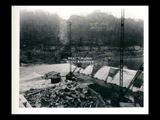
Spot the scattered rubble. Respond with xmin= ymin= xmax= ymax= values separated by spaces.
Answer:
xmin=24 ymin=81 xmax=107 ymax=108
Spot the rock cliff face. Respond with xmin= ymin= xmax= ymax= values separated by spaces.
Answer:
xmin=58 ymin=19 xmax=69 ymax=44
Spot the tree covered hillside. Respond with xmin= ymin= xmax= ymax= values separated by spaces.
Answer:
xmin=20 ymin=10 xmax=61 ymax=50
xmin=67 ymin=10 xmax=143 ymax=47
xmin=20 ymin=10 xmax=143 ymax=50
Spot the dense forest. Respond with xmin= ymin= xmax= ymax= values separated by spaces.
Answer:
xmin=20 ymin=10 xmax=143 ymax=51
xmin=67 ymin=10 xmax=143 ymax=47
xmin=20 ymin=10 xmax=61 ymax=50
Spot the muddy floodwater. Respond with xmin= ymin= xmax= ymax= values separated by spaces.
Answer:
xmin=19 ymin=62 xmax=143 ymax=92
xmin=19 ymin=63 xmax=77 ymax=92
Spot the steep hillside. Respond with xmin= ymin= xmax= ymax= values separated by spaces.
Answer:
xmin=20 ymin=10 xmax=143 ymax=50
xmin=20 ymin=10 xmax=61 ymax=50
xmin=67 ymin=11 xmax=143 ymax=47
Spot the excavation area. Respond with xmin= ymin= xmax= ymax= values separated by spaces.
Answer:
xmin=19 ymin=63 xmax=143 ymax=108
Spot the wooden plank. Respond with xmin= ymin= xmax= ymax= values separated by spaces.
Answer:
xmin=119 ymin=102 xmax=140 ymax=107
xmin=19 ymin=94 xmax=32 ymax=108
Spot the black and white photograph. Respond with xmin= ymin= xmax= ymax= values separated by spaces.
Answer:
xmin=12 ymin=6 xmax=148 ymax=114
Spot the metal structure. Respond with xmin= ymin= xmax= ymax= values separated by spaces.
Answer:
xmin=119 ymin=8 xmax=125 ymax=97
xmin=122 ymin=63 xmax=143 ymax=97
xmin=72 ymin=46 xmax=93 ymax=73
xmin=66 ymin=21 xmax=77 ymax=81
xmin=68 ymin=21 xmax=72 ymax=73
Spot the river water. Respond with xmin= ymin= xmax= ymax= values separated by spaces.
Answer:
xmin=19 ymin=63 xmax=143 ymax=93
xmin=19 ymin=63 xmax=76 ymax=92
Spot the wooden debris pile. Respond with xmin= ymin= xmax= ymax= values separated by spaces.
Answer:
xmin=24 ymin=81 xmax=106 ymax=107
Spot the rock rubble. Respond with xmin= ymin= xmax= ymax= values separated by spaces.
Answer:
xmin=24 ymin=81 xmax=106 ymax=108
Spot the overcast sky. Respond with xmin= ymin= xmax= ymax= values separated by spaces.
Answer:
xmin=18 ymin=6 xmax=145 ymax=20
